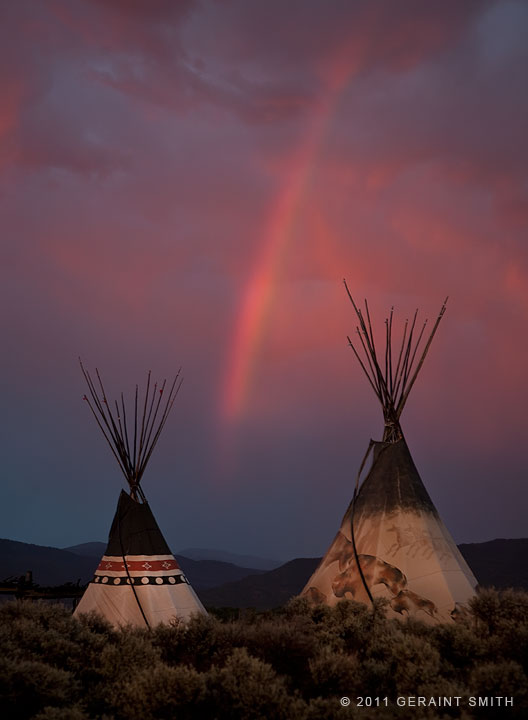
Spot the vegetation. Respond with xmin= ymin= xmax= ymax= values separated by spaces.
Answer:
xmin=1 ymin=590 xmax=527 ymax=719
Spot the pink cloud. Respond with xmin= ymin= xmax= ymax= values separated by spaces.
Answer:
xmin=1 ymin=0 xmax=527 ymax=552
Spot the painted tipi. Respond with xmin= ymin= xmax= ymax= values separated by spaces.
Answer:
xmin=74 ymin=363 xmax=205 ymax=628
xmin=301 ymin=288 xmax=477 ymax=623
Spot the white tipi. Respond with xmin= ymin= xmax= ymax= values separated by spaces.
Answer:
xmin=301 ymin=289 xmax=477 ymax=624
xmin=74 ymin=363 xmax=205 ymax=628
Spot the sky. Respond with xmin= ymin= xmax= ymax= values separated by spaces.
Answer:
xmin=1 ymin=0 xmax=527 ymax=562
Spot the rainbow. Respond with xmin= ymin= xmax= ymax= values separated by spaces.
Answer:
xmin=221 ymin=60 xmax=354 ymax=424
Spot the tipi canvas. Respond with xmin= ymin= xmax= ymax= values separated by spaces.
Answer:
xmin=74 ymin=363 xmax=205 ymax=628
xmin=301 ymin=290 xmax=477 ymax=624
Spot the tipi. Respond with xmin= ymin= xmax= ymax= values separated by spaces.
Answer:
xmin=301 ymin=287 xmax=477 ymax=623
xmin=74 ymin=362 xmax=206 ymax=627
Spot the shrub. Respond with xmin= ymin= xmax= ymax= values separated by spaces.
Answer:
xmin=1 ymin=592 xmax=528 ymax=719
xmin=469 ymin=660 xmax=527 ymax=718
xmin=308 ymin=647 xmax=360 ymax=699
xmin=206 ymin=647 xmax=305 ymax=720
xmin=32 ymin=707 xmax=91 ymax=720
xmin=431 ymin=622 xmax=484 ymax=680
xmin=470 ymin=588 xmax=528 ymax=633
xmin=111 ymin=663 xmax=206 ymax=720
xmin=0 ymin=657 xmax=78 ymax=720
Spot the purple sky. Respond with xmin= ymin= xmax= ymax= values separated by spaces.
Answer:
xmin=1 ymin=0 xmax=527 ymax=561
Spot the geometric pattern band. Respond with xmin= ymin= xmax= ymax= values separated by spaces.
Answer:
xmin=96 ymin=557 xmax=180 ymax=573
xmin=92 ymin=573 xmax=190 ymax=587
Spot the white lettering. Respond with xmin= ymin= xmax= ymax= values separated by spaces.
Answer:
xmin=468 ymin=697 xmax=514 ymax=707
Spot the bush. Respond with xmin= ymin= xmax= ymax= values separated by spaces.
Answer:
xmin=1 ymin=591 xmax=527 ymax=719
xmin=0 ymin=658 xmax=78 ymax=719
xmin=206 ymin=647 xmax=305 ymax=720
xmin=111 ymin=663 xmax=206 ymax=720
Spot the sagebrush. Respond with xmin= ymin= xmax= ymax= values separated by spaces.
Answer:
xmin=1 ymin=589 xmax=526 ymax=719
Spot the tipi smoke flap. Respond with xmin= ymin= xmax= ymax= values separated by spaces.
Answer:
xmin=74 ymin=362 xmax=205 ymax=628
xmin=301 ymin=287 xmax=477 ymax=624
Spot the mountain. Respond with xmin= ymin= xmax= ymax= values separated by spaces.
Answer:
xmin=177 ymin=547 xmax=282 ymax=571
xmin=199 ymin=558 xmax=320 ymax=609
xmin=64 ymin=541 xmax=265 ymax=589
xmin=63 ymin=542 xmax=106 ymax=557
xmin=199 ymin=538 xmax=528 ymax=610
xmin=65 ymin=544 xmax=281 ymax=573
xmin=458 ymin=538 xmax=528 ymax=589
xmin=0 ymin=540 xmax=99 ymax=586
xmin=0 ymin=539 xmax=264 ymax=590
xmin=175 ymin=557 xmax=263 ymax=589
xmin=3 ymin=538 xmax=526 ymax=609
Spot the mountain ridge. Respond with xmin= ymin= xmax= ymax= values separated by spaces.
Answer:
xmin=198 ymin=538 xmax=528 ymax=609
xmin=2 ymin=537 xmax=526 ymax=609
xmin=0 ymin=539 xmax=264 ymax=590
xmin=64 ymin=542 xmax=282 ymax=571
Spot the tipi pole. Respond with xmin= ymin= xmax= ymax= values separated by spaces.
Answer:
xmin=80 ymin=361 xmax=181 ymax=503
xmin=396 ymin=298 xmax=448 ymax=416
xmin=350 ymin=439 xmax=376 ymax=607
